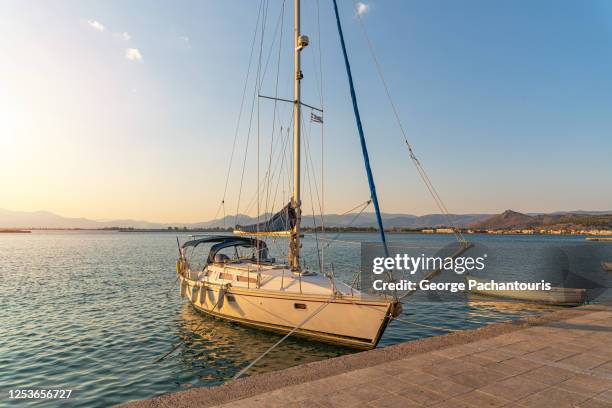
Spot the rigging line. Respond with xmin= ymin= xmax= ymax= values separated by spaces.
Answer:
xmin=302 ymin=115 xmax=324 ymax=226
xmin=353 ymin=3 xmax=465 ymax=244
xmin=303 ymin=125 xmax=323 ymax=273
xmin=241 ymin=125 xmax=290 ymax=218
xmin=241 ymin=114 xmax=291 ymax=219
xmin=235 ymin=0 xmax=269 ymax=227
xmin=259 ymin=0 xmax=287 ymax=90
xmin=269 ymin=126 xmax=290 ymax=214
xmin=231 ymin=296 xmax=335 ymax=381
xmin=245 ymin=105 xmax=291 ymax=218
xmin=322 ymin=200 xmax=372 ymax=250
xmin=257 ymin=0 xmax=270 ymax=237
xmin=264 ymin=0 xmax=286 ymax=223
xmin=215 ymin=0 xmax=264 ymax=223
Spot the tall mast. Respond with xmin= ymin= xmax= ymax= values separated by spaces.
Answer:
xmin=289 ymin=0 xmax=306 ymax=270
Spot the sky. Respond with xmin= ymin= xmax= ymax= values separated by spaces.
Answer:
xmin=1 ymin=0 xmax=611 ymax=223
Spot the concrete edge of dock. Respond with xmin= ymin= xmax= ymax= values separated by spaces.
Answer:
xmin=121 ymin=304 xmax=610 ymax=408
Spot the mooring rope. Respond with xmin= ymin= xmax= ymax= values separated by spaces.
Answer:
xmin=230 ymin=296 xmax=334 ymax=381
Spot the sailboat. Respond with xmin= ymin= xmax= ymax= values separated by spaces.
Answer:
xmin=175 ymin=0 xmax=402 ymax=350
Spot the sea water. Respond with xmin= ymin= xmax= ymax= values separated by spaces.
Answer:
xmin=0 ymin=231 xmax=605 ymax=406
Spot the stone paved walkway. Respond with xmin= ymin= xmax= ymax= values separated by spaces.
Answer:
xmin=215 ymin=307 xmax=612 ymax=407
xmin=124 ymin=305 xmax=612 ymax=408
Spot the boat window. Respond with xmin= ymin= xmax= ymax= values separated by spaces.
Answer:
xmin=236 ymin=275 xmax=257 ymax=284
xmin=219 ymin=272 xmax=234 ymax=281
xmin=294 ymin=303 xmax=307 ymax=310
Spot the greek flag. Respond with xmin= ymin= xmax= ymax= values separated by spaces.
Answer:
xmin=310 ymin=112 xmax=323 ymax=124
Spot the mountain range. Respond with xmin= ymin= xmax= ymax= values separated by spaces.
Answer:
xmin=1 ymin=208 xmax=610 ymax=230
xmin=471 ymin=210 xmax=612 ymax=230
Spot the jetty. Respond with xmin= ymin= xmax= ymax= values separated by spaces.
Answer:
xmin=125 ymin=303 xmax=612 ymax=407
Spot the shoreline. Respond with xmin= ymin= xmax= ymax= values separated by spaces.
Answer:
xmin=2 ymin=228 xmax=610 ymax=237
xmin=121 ymin=303 xmax=611 ymax=407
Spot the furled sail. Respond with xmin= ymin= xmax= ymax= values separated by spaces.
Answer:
xmin=234 ymin=203 xmax=296 ymax=236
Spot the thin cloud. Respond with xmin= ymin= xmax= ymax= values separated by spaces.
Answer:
xmin=355 ymin=2 xmax=370 ymax=16
xmin=122 ymin=32 xmax=131 ymax=41
xmin=125 ymin=48 xmax=143 ymax=62
xmin=87 ymin=20 xmax=105 ymax=32
xmin=179 ymin=35 xmax=190 ymax=43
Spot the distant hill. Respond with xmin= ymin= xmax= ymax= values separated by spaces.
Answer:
xmin=0 ymin=208 xmax=490 ymax=229
xmin=0 ymin=208 xmax=164 ymax=229
xmin=172 ymin=212 xmax=491 ymax=229
xmin=472 ymin=210 xmax=612 ymax=230
xmin=471 ymin=210 xmax=536 ymax=229
xmin=2 ymin=207 xmax=610 ymax=230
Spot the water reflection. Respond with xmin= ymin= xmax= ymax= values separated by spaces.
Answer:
xmin=175 ymin=304 xmax=350 ymax=382
xmin=467 ymin=297 xmax=560 ymax=316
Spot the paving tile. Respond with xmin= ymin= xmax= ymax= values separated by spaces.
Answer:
xmin=450 ymin=366 xmax=508 ymax=389
xmin=485 ymin=357 xmax=542 ymax=378
xmin=596 ymin=389 xmax=612 ymax=402
xmin=592 ymin=361 xmax=612 ymax=376
xmin=470 ymin=349 xmax=515 ymax=364
xmin=231 ymin=394 xmax=288 ymax=407
xmin=499 ymin=340 xmax=549 ymax=355
xmin=311 ymin=389 xmax=372 ymax=408
xmin=574 ymin=397 xmax=612 ymax=408
xmin=421 ymin=358 xmax=483 ymax=378
xmin=460 ymin=353 xmax=497 ymax=367
xmin=369 ymin=362 xmax=412 ymax=377
xmin=428 ymin=399 xmax=472 ymax=408
xmin=285 ymin=400 xmax=327 ymax=408
xmin=523 ymin=346 xmax=580 ymax=363
xmin=556 ymin=374 xmax=612 ymax=400
xmin=478 ymin=375 xmax=549 ymax=402
xmin=367 ymin=393 xmax=422 ymax=408
xmin=397 ymin=383 xmax=446 ymax=406
xmin=452 ymin=390 xmax=510 ymax=408
xmin=328 ymin=371 xmax=374 ymax=389
xmin=395 ymin=370 xmax=442 ymax=386
xmin=420 ymin=377 xmax=473 ymax=398
xmin=557 ymin=353 xmax=612 ymax=371
xmin=369 ymin=374 xmax=415 ymax=394
xmin=404 ymin=353 xmax=453 ymax=369
xmin=341 ymin=383 xmax=391 ymax=403
xmin=515 ymin=364 xmax=577 ymax=385
xmin=514 ymin=386 xmax=589 ymax=407
xmin=432 ymin=344 xmax=482 ymax=359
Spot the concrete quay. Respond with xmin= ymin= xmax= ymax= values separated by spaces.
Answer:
xmin=124 ymin=304 xmax=612 ymax=407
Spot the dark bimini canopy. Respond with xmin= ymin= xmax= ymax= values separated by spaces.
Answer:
xmin=181 ymin=235 xmax=268 ymax=263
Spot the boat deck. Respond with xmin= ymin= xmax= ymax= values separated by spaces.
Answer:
xmin=189 ymin=261 xmax=365 ymax=298
xmin=123 ymin=303 xmax=612 ymax=407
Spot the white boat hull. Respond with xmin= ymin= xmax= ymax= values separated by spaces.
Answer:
xmin=178 ymin=274 xmax=397 ymax=349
